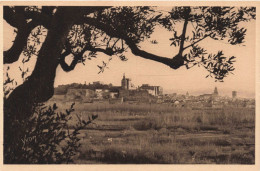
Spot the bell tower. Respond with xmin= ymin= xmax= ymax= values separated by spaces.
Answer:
xmin=121 ymin=73 xmax=127 ymax=90
xmin=121 ymin=73 xmax=131 ymax=90
xmin=213 ymin=87 xmax=218 ymax=96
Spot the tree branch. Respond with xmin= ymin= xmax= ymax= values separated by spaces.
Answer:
xmin=4 ymin=6 xmax=26 ymax=28
xmin=59 ymin=43 xmax=117 ymax=72
xmin=4 ymin=6 xmax=51 ymax=64
xmin=124 ymin=38 xmax=184 ymax=69
xmin=4 ymin=6 xmax=18 ymax=28
xmin=4 ymin=25 xmax=32 ymax=64
xmin=23 ymin=10 xmax=52 ymax=29
xmin=86 ymin=46 xmax=115 ymax=56
xmin=111 ymin=38 xmax=120 ymax=49
xmin=4 ymin=7 xmax=114 ymax=126
xmin=59 ymin=51 xmax=76 ymax=72
xmin=81 ymin=17 xmax=185 ymax=69
xmin=42 ymin=6 xmax=56 ymax=16
xmin=4 ymin=6 xmax=110 ymax=65
xmin=183 ymin=34 xmax=211 ymax=50
xmin=178 ymin=18 xmax=189 ymax=55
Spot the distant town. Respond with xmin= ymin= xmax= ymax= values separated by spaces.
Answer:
xmin=50 ymin=74 xmax=255 ymax=108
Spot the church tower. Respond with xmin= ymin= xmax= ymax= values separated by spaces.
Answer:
xmin=213 ymin=87 xmax=218 ymax=96
xmin=121 ymin=73 xmax=130 ymax=90
xmin=186 ymin=91 xmax=189 ymax=97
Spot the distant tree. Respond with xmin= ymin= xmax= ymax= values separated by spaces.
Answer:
xmin=3 ymin=6 xmax=255 ymax=163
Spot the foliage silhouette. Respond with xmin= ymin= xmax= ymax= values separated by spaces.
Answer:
xmin=4 ymin=102 xmax=97 ymax=164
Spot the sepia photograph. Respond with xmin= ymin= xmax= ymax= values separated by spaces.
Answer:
xmin=1 ymin=1 xmax=259 ymax=170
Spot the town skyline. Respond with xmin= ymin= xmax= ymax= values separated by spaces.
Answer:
xmin=54 ymin=73 xmax=253 ymax=99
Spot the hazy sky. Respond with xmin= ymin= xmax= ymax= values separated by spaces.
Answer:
xmin=3 ymin=11 xmax=256 ymax=98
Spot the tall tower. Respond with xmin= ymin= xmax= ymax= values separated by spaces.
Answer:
xmin=121 ymin=73 xmax=130 ymax=90
xmin=121 ymin=73 xmax=126 ymax=89
xmin=232 ymin=91 xmax=237 ymax=98
xmin=213 ymin=87 xmax=218 ymax=96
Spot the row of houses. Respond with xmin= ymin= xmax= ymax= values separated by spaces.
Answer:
xmin=51 ymin=74 xmax=163 ymax=102
xmin=162 ymin=87 xmax=255 ymax=108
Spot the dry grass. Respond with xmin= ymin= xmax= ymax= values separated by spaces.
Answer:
xmin=47 ymin=101 xmax=255 ymax=164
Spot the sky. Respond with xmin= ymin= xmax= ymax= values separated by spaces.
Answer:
xmin=3 ymin=10 xmax=256 ymax=98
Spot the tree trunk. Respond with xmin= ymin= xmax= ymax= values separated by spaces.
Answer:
xmin=4 ymin=7 xmax=78 ymax=163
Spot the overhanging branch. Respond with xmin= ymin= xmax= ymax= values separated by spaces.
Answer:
xmin=82 ymin=17 xmax=185 ymax=69
xmin=124 ymin=38 xmax=184 ymax=69
xmin=59 ymin=43 xmax=117 ymax=72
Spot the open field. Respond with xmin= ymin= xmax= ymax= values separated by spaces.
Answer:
xmin=48 ymin=102 xmax=255 ymax=164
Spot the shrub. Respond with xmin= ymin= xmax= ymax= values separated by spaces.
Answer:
xmin=133 ymin=119 xmax=163 ymax=131
xmin=4 ymin=103 xmax=97 ymax=164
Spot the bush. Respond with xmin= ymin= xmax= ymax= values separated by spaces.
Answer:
xmin=133 ymin=119 xmax=164 ymax=131
xmin=4 ymin=103 xmax=97 ymax=164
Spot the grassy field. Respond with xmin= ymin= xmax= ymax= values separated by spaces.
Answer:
xmin=49 ymin=102 xmax=255 ymax=164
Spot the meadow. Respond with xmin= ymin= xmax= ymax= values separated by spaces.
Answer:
xmin=50 ymin=102 xmax=255 ymax=164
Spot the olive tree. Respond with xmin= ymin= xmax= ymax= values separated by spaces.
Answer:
xmin=3 ymin=6 xmax=255 ymax=163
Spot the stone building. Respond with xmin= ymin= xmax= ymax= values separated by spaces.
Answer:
xmin=66 ymin=88 xmax=95 ymax=100
xmin=95 ymin=89 xmax=103 ymax=99
xmin=139 ymin=84 xmax=163 ymax=96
